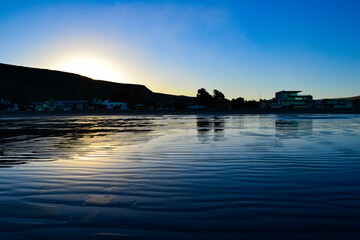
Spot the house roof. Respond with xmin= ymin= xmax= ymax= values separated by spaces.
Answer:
xmin=276 ymin=90 xmax=302 ymax=94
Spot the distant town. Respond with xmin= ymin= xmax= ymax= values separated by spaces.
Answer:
xmin=1 ymin=62 xmax=359 ymax=113
xmin=1 ymin=89 xmax=359 ymax=112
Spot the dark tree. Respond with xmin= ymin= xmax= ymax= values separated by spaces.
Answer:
xmin=196 ymin=88 xmax=212 ymax=107
xmin=244 ymin=100 xmax=260 ymax=109
xmin=231 ymin=97 xmax=245 ymax=109
xmin=213 ymin=90 xmax=225 ymax=100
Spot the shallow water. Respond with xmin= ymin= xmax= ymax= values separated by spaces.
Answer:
xmin=0 ymin=114 xmax=360 ymax=239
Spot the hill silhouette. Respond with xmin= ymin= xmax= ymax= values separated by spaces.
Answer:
xmin=0 ymin=63 xmax=194 ymax=105
xmin=340 ymin=96 xmax=360 ymax=100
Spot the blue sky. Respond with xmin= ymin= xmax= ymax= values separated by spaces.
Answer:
xmin=0 ymin=0 xmax=359 ymax=99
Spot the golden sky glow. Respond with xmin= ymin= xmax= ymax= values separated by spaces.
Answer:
xmin=52 ymin=55 xmax=126 ymax=82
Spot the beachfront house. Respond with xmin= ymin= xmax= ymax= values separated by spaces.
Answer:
xmin=59 ymin=100 xmax=87 ymax=111
xmin=275 ymin=90 xmax=313 ymax=109
xmin=187 ymin=105 xmax=206 ymax=110
xmin=103 ymin=100 xmax=128 ymax=110
xmin=134 ymin=104 xmax=147 ymax=110
xmin=0 ymin=99 xmax=19 ymax=111
xmin=314 ymin=99 xmax=354 ymax=109
xmin=34 ymin=101 xmax=68 ymax=111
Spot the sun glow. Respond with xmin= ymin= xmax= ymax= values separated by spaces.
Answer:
xmin=53 ymin=56 xmax=126 ymax=82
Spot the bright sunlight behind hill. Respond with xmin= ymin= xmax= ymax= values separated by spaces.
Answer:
xmin=53 ymin=56 xmax=126 ymax=82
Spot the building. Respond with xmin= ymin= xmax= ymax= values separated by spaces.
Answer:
xmin=103 ymin=100 xmax=127 ymax=110
xmin=275 ymin=90 xmax=313 ymax=109
xmin=0 ymin=99 xmax=19 ymax=111
xmin=187 ymin=105 xmax=206 ymax=110
xmin=23 ymin=103 xmax=35 ymax=111
xmin=134 ymin=104 xmax=146 ymax=110
xmin=34 ymin=101 xmax=68 ymax=111
xmin=259 ymin=99 xmax=282 ymax=109
xmin=314 ymin=99 xmax=353 ymax=109
xmin=59 ymin=100 xmax=87 ymax=111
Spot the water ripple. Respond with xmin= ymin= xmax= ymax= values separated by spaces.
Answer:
xmin=0 ymin=114 xmax=360 ymax=239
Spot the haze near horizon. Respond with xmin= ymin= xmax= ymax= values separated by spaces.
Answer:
xmin=0 ymin=0 xmax=359 ymax=100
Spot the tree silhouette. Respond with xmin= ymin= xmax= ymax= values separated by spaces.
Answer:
xmin=213 ymin=90 xmax=225 ymax=100
xmin=244 ymin=100 xmax=259 ymax=109
xmin=196 ymin=88 xmax=212 ymax=107
xmin=231 ymin=97 xmax=245 ymax=109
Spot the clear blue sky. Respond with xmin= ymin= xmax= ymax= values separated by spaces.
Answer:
xmin=0 ymin=0 xmax=359 ymax=100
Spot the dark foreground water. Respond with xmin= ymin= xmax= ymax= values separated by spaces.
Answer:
xmin=0 ymin=114 xmax=359 ymax=240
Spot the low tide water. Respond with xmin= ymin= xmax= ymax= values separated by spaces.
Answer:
xmin=0 ymin=114 xmax=359 ymax=240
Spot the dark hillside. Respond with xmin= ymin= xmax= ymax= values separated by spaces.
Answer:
xmin=0 ymin=63 xmax=194 ymax=105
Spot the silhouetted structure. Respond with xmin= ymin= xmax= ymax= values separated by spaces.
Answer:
xmin=275 ymin=90 xmax=313 ymax=109
xmin=314 ymin=99 xmax=353 ymax=109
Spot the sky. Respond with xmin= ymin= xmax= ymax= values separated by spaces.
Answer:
xmin=0 ymin=0 xmax=359 ymax=100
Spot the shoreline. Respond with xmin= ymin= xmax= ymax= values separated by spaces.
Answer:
xmin=1 ymin=109 xmax=360 ymax=117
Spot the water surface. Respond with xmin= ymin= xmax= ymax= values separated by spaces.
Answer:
xmin=0 ymin=114 xmax=360 ymax=239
